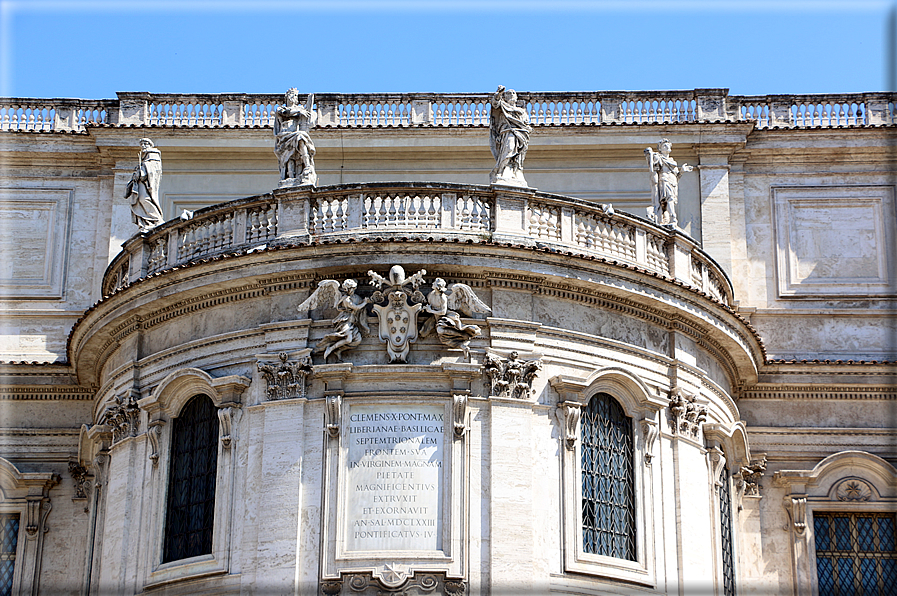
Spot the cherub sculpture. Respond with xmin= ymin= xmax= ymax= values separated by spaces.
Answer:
xmin=297 ymin=279 xmax=370 ymax=362
xmin=421 ymin=278 xmax=492 ymax=357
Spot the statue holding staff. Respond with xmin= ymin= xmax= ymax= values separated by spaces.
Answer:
xmin=274 ymin=88 xmax=317 ymax=186
xmin=644 ymin=138 xmax=692 ymax=226
xmin=125 ymin=138 xmax=164 ymax=231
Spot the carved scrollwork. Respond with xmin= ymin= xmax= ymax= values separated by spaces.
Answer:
xmin=326 ymin=394 xmax=342 ymax=438
xmin=669 ymin=387 xmax=707 ymax=438
xmin=484 ymin=351 xmax=541 ymax=399
xmin=452 ymin=394 xmax=469 ymax=439
xmin=707 ymin=446 xmax=727 ymax=486
xmin=321 ymin=579 xmax=343 ymax=595
xmin=338 ymin=570 xmax=460 ymax=595
xmin=258 ymin=352 xmax=313 ymax=400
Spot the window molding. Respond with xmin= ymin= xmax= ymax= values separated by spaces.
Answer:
xmin=551 ymin=367 xmax=667 ymax=586
xmin=705 ymin=422 xmax=753 ymax=596
xmin=0 ymin=457 xmax=59 ymax=596
xmin=774 ymin=451 xmax=897 ymax=596
xmin=138 ymin=368 xmax=249 ymax=589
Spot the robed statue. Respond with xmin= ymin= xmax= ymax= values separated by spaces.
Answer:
xmin=489 ymin=85 xmax=532 ymax=187
xmin=125 ymin=138 xmax=164 ymax=231
xmin=274 ymin=88 xmax=317 ymax=186
xmin=644 ymin=138 xmax=692 ymax=226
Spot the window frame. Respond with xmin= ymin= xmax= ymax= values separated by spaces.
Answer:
xmin=138 ymin=368 xmax=249 ymax=589
xmin=0 ymin=457 xmax=58 ymax=596
xmin=552 ymin=367 xmax=666 ymax=586
xmin=774 ymin=451 xmax=897 ymax=596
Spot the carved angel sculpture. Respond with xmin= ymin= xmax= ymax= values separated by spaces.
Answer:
xmin=421 ymin=278 xmax=491 ymax=356
xmin=297 ymin=279 xmax=370 ymax=362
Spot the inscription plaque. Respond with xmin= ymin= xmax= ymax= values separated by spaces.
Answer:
xmin=345 ymin=404 xmax=444 ymax=552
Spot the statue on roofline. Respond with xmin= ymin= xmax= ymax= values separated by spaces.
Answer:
xmin=274 ymin=88 xmax=317 ymax=186
xmin=644 ymin=138 xmax=692 ymax=226
xmin=125 ymin=138 xmax=165 ymax=232
xmin=489 ymin=85 xmax=532 ymax=187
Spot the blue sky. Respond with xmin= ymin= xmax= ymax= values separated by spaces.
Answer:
xmin=1 ymin=1 xmax=895 ymax=98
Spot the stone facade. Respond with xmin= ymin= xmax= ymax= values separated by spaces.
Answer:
xmin=0 ymin=89 xmax=895 ymax=595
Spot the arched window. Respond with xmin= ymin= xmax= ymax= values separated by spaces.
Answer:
xmin=581 ymin=392 xmax=636 ymax=561
xmin=163 ymin=395 xmax=218 ymax=563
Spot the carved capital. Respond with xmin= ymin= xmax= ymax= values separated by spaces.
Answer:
xmin=669 ymin=387 xmax=707 ymax=438
xmin=556 ymin=401 xmax=582 ymax=450
xmin=101 ymin=390 xmax=141 ymax=445
xmin=483 ymin=350 xmax=542 ymax=399
xmin=326 ymin=394 xmax=342 ymax=438
xmin=452 ymin=394 xmax=469 ymax=439
xmin=68 ymin=461 xmax=90 ymax=500
xmin=258 ymin=352 xmax=313 ymax=400
xmin=740 ymin=456 xmax=767 ymax=498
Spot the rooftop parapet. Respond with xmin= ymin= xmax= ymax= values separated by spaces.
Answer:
xmin=102 ymin=182 xmax=733 ymax=308
xmin=1 ymin=90 xmax=894 ymax=133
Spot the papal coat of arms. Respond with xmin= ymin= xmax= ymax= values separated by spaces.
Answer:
xmin=297 ymin=265 xmax=490 ymax=363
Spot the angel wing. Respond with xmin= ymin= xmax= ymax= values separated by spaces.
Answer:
xmin=446 ymin=284 xmax=491 ymax=316
xmin=297 ymin=279 xmax=342 ymax=313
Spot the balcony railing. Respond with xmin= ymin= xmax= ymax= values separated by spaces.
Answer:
xmin=104 ymin=182 xmax=733 ymax=308
xmin=3 ymin=90 xmax=894 ymax=133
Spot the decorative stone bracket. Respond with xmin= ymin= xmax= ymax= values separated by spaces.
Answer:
xmin=641 ymin=417 xmax=659 ymax=464
xmin=325 ymin=394 xmax=342 ymax=438
xmin=147 ymin=420 xmax=165 ymax=466
xmin=324 ymin=570 xmax=466 ymax=595
xmin=668 ymin=387 xmax=707 ymax=438
xmin=257 ymin=351 xmax=313 ymax=400
xmin=452 ymin=394 xmax=469 ymax=439
xmin=556 ymin=401 xmax=582 ymax=450
xmin=483 ymin=350 xmax=542 ymax=399
xmin=217 ymin=405 xmax=240 ymax=448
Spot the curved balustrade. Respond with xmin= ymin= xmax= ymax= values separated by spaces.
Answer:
xmin=104 ymin=183 xmax=733 ymax=309
xmin=4 ymin=91 xmax=893 ymax=133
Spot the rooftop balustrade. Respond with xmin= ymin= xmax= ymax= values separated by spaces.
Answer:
xmin=104 ymin=182 xmax=733 ymax=308
xmin=2 ymin=90 xmax=894 ymax=133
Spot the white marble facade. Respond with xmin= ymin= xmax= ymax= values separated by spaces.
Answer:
xmin=0 ymin=89 xmax=895 ymax=595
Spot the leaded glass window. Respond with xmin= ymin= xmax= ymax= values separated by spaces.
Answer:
xmin=0 ymin=514 xmax=19 ymax=596
xmin=718 ymin=466 xmax=736 ymax=596
xmin=163 ymin=395 xmax=219 ymax=563
xmin=814 ymin=512 xmax=897 ymax=596
xmin=581 ymin=392 xmax=636 ymax=561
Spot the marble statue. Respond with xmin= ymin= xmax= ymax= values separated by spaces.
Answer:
xmin=644 ymin=138 xmax=692 ymax=226
xmin=274 ymin=88 xmax=317 ymax=186
xmin=421 ymin=278 xmax=492 ymax=357
xmin=297 ymin=279 xmax=370 ymax=362
xmin=489 ymin=85 xmax=532 ymax=187
xmin=125 ymin=138 xmax=164 ymax=231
